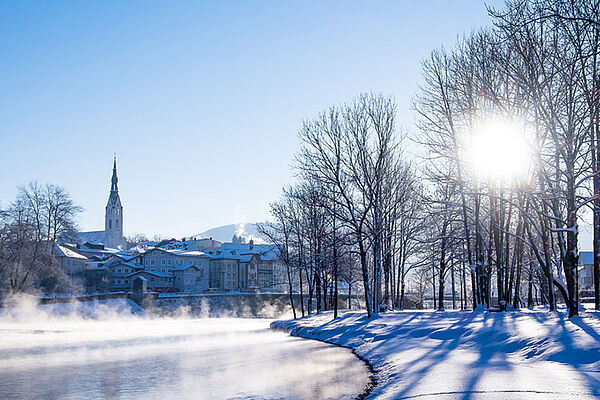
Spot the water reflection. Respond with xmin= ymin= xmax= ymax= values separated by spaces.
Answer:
xmin=0 ymin=318 xmax=369 ymax=400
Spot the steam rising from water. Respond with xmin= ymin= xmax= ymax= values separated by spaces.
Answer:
xmin=0 ymin=298 xmax=369 ymax=400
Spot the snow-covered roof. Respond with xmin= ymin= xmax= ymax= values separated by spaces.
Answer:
xmin=139 ymin=247 xmax=207 ymax=258
xmin=158 ymin=238 xmax=222 ymax=251
xmin=76 ymin=244 xmax=121 ymax=255
xmin=168 ymin=249 xmax=206 ymax=257
xmin=205 ymin=242 xmax=280 ymax=261
xmin=107 ymin=262 xmax=143 ymax=270
xmin=238 ymin=254 xmax=255 ymax=263
xmin=55 ymin=244 xmax=88 ymax=260
xmin=126 ymin=270 xmax=173 ymax=278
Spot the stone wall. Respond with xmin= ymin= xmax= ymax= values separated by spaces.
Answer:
xmin=153 ymin=293 xmax=356 ymax=318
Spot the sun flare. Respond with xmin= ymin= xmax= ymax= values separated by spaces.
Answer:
xmin=466 ymin=119 xmax=530 ymax=183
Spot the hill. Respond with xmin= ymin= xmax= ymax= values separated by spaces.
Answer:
xmin=194 ymin=223 xmax=265 ymax=243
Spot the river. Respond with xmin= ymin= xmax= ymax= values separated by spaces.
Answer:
xmin=0 ymin=317 xmax=370 ymax=400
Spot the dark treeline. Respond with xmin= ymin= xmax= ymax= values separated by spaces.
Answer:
xmin=262 ymin=0 xmax=600 ymax=319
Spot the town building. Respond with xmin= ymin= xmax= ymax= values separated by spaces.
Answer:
xmin=54 ymin=159 xmax=285 ymax=294
xmin=54 ymin=244 xmax=87 ymax=286
xmin=126 ymin=270 xmax=174 ymax=292
xmin=107 ymin=261 xmax=143 ymax=291
xmin=173 ymin=265 xmax=208 ymax=292
xmin=83 ymin=261 xmax=110 ymax=293
xmin=205 ymin=241 xmax=286 ymax=292
xmin=579 ymin=251 xmax=594 ymax=290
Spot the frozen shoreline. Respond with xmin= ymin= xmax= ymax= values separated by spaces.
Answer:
xmin=271 ymin=309 xmax=600 ymax=399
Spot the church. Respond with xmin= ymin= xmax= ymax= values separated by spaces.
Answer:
xmin=78 ymin=158 xmax=127 ymax=249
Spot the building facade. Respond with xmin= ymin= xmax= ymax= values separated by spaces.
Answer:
xmin=173 ymin=265 xmax=208 ymax=292
xmin=205 ymin=241 xmax=286 ymax=292
xmin=580 ymin=251 xmax=594 ymax=290
xmin=54 ymin=244 xmax=87 ymax=286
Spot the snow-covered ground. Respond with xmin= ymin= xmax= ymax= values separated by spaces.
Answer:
xmin=272 ymin=309 xmax=600 ymax=399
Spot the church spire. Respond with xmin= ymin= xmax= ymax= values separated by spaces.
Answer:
xmin=105 ymin=155 xmax=125 ymax=249
xmin=111 ymin=155 xmax=118 ymax=193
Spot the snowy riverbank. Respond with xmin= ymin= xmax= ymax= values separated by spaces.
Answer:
xmin=272 ymin=309 xmax=600 ymax=399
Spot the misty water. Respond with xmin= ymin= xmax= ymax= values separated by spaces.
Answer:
xmin=0 ymin=317 xmax=370 ymax=400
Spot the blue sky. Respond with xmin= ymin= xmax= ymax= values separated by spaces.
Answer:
xmin=0 ymin=1 xmax=503 ymax=238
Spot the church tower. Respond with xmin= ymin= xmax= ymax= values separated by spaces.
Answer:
xmin=105 ymin=157 xmax=126 ymax=249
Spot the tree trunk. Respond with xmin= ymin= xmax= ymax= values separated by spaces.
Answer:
xmin=286 ymin=262 xmax=296 ymax=319
xmin=348 ymin=283 xmax=352 ymax=310
xmin=358 ymin=239 xmax=373 ymax=318
xmin=315 ymin=270 xmax=322 ymax=313
xmin=451 ymin=263 xmax=456 ymax=310
xmin=527 ymin=261 xmax=534 ymax=308
xmin=595 ymin=75 xmax=600 ymax=310
xmin=299 ymin=268 xmax=305 ymax=317
xmin=432 ymin=269 xmax=437 ymax=309
xmin=334 ymin=244 xmax=339 ymax=318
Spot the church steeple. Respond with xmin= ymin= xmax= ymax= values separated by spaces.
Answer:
xmin=108 ymin=156 xmax=121 ymax=206
xmin=111 ymin=155 xmax=118 ymax=193
xmin=105 ymin=155 xmax=125 ymax=249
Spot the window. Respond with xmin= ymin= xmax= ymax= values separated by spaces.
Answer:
xmin=118 ymin=269 xmax=122 ymax=273
xmin=115 ymin=219 xmax=119 ymax=228
xmin=145 ymin=260 xmax=149 ymax=265
xmin=150 ymin=277 xmax=155 ymax=282
xmin=151 ymin=260 xmax=155 ymax=265
xmin=109 ymin=220 xmax=112 ymax=229
xmin=125 ymin=280 xmax=128 ymax=284
xmin=118 ymin=280 xmax=121 ymax=284
xmin=161 ymin=269 xmax=165 ymax=273
xmin=177 ymin=260 xmax=182 ymax=265
xmin=167 ymin=260 xmax=172 ymax=265
xmin=161 ymin=260 xmax=166 ymax=265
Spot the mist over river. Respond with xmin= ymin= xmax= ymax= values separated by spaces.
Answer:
xmin=0 ymin=317 xmax=370 ymax=400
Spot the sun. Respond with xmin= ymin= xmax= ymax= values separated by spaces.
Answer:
xmin=466 ymin=119 xmax=530 ymax=183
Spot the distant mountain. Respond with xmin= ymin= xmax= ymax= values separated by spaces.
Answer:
xmin=193 ymin=223 xmax=265 ymax=244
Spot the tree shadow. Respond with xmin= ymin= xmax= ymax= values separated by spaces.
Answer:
xmin=550 ymin=315 xmax=600 ymax=398
xmin=287 ymin=310 xmax=600 ymax=399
